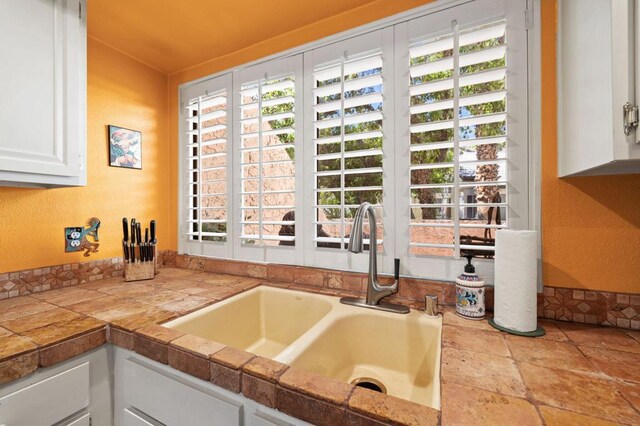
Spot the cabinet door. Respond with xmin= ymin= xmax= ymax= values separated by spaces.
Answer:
xmin=0 ymin=362 xmax=90 ymax=426
xmin=123 ymin=358 xmax=242 ymax=425
xmin=0 ymin=0 xmax=86 ymax=185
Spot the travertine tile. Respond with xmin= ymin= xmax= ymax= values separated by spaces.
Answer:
xmin=108 ymin=327 xmax=135 ymax=350
xmin=293 ymin=268 xmax=324 ymax=287
xmin=0 ymin=298 xmax=57 ymax=322
xmin=626 ymin=330 xmax=640 ymax=343
xmin=580 ymin=346 xmax=640 ymax=383
xmin=243 ymin=356 xmax=288 ymax=383
xmin=156 ymin=267 xmax=204 ymax=279
xmin=210 ymin=346 xmax=255 ymax=369
xmin=506 ymin=335 xmax=596 ymax=373
xmin=135 ymin=290 xmax=188 ymax=306
xmin=134 ymin=335 xmax=169 ymax=364
xmin=558 ymin=323 xmax=640 ymax=353
xmin=442 ymin=325 xmax=510 ymax=357
xmin=538 ymin=405 xmax=620 ymax=426
xmin=441 ymin=382 xmax=541 ymax=426
xmin=537 ymin=319 xmax=570 ymax=342
xmin=159 ymin=295 xmax=213 ymax=314
xmin=168 ymin=347 xmax=210 ymax=380
xmin=30 ymin=287 xmax=103 ymax=307
xmin=276 ymin=386 xmax=347 ymax=426
xmin=170 ymin=334 xmax=225 ymax=358
xmin=64 ymin=295 xmax=128 ymax=315
xmin=242 ymin=374 xmax=277 ymax=408
xmin=267 ymin=264 xmax=296 ymax=283
xmin=136 ymin=324 xmax=184 ymax=344
xmin=21 ymin=317 xmax=105 ymax=347
xmin=617 ymin=380 xmax=640 ymax=412
xmin=0 ymin=351 xmax=38 ymax=384
xmin=441 ymin=347 xmax=527 ymax=398
xmin=348 ymin=387 xmax=439 ymax=426
xmin=442 ymin=308 xmax=499 ymax=332
xmin=278 ymin=367 xmax=353 ymax=405
xmin=39 ymin=328 xmax=106 ymax=367
xmin=200 ymin=274 xmax=242 ymax=286
xmin=197 ymin=286 xmax=243 ymax=300
xmin=519 ymin=362 xmax=640 ymax=424
xmin=109 ymin=306 xmax=176 ymax=331
xmin=1 ymin=307 xmax=81 ymax=333
xmin=0 ymin=334 xmax=37 ymax=360
xmin=210 ymin=362 xmax=242 ymax=393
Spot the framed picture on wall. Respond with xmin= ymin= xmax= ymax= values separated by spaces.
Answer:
xmin=108 ymin=125 xmax=142 ymax=169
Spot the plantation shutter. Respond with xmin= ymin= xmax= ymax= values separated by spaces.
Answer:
xmin=235 ymin=55 xmax=303 ymax=264
xmin=398 ymin=0 xmax=529 ymax=281
xmin=180 ymin=73 xmax=233 ymax=258
xmin=304 ymin=29 xmax=395 ymax=272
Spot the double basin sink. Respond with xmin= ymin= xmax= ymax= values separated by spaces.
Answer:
xmin=164 ymin=286 xmax=442 ymax=409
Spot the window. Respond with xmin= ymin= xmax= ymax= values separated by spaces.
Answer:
xmin=179 ymin=0 xmax=532 ymax=282
xmin=234 ymin=56 xmax=303 ymax=264
xmin=181 ymin=74 xmax=233 ymax=258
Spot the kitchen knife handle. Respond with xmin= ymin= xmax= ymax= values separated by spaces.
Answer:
xmin=145 ymin=228 xmax=149 ymax=244
xmin=131 ymin=219 xmax=136 ymax=245
xmin=123 ymin=218 xmax=129 ymax=242
xmin=136 ymin=223 xmax=142 ymax=245
xmin=130 ymin=243 xmax=135 ymax=262
xmin=150 ymin=220 xmax=157 ymax=243
xmin=123 ymin=240 xmax=129 ymax=262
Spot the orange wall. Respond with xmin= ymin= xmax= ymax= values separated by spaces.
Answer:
xmin=2 ymin=0 xmax=638 ymax=294
xmin=0 ymin=37 xmax=171 ymax=273
xmin=541 ymin=1 xmax=640 ymax=293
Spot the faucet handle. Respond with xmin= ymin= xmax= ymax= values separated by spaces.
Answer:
xmin=424 ymin=295 xmax=439 ymax=317
xmin=394 ymin=258 xmax=400 ymax=280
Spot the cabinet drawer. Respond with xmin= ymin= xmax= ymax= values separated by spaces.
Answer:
xmin=0 ymin=362 xmax=90 ymax=426
xmin=60 ymin=412 xmax=91 ymax=426
xmin=124 ymin=358 xmax=241 ymax=425
xmin=123 ymin=409 xmax=163 ymax=426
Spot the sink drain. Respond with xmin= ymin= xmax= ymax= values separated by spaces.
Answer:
xmin=350 ymin=377 xmax=387 ymax=394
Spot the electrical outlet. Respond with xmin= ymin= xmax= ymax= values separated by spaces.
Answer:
xmin=65 ymin=227 xmax=83 ymax=252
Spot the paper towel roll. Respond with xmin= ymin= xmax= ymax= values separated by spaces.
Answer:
xmin=494 ymin=230 xmax=538 ymax=332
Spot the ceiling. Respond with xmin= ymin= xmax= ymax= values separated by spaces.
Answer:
xmin=88 ymin=0 xmax=378 ymax=74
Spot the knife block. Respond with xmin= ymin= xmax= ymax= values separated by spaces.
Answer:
xmin=124 ymin=261 xmax=155 ymax=282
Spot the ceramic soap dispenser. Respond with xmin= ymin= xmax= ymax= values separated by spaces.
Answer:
xmin=455 ymin=255 xmax=485 ymax=320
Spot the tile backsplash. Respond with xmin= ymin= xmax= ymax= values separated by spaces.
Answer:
xmin=1 ymin=251 xmax=637 ymax=330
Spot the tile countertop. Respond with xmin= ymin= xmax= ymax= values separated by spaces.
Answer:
xmin=0 ymin=268 xmax=638 ymax=425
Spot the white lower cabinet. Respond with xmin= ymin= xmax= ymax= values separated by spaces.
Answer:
xmin=113 ymin=347 xmax=309 ymax=426
xmin=0 ymin=346 xmax=112 ymax=426
xmin=0 ymin=345 xmax=307 ymax=425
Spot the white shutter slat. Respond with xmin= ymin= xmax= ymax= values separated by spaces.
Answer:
xmin=313 ymin=55 xmax=382 ymax=82
xmin=409 ymin=45 xmax=506 ymax=79
xmin=315 ymin=111 xmax=383 ymax=130
xmin=410 ymin=90 xmax=506 ymax=115
xmin=409 ymin=68 xmax=506 ymax=96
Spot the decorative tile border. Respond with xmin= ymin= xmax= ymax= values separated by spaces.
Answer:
xmin=0 ymin=250 xmax=176 ymax=299
xmin=1 ymin=250 xmax=637 ymax=330
xmin=542 ymin=287 xmax=640 ymax=329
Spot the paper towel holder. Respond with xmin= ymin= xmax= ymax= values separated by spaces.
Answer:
xmin=488 ymin=317 xmax=545 ymax=337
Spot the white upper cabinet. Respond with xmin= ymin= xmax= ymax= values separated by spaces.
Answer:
xmin=558 ymin=0 xmax=640 ymax=176
xmin=0 ymin=0 xmax=86 ymax=187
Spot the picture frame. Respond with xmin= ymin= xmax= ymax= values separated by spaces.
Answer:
xmin=108 ymin=125 xmax=142 ymax=169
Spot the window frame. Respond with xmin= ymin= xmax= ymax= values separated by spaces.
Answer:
xmin=177 ymin=0 xmax=541 ymax=284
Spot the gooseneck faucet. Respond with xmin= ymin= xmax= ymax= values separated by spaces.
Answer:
xmin=340 ymin=202 xmax=409 ymax=314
